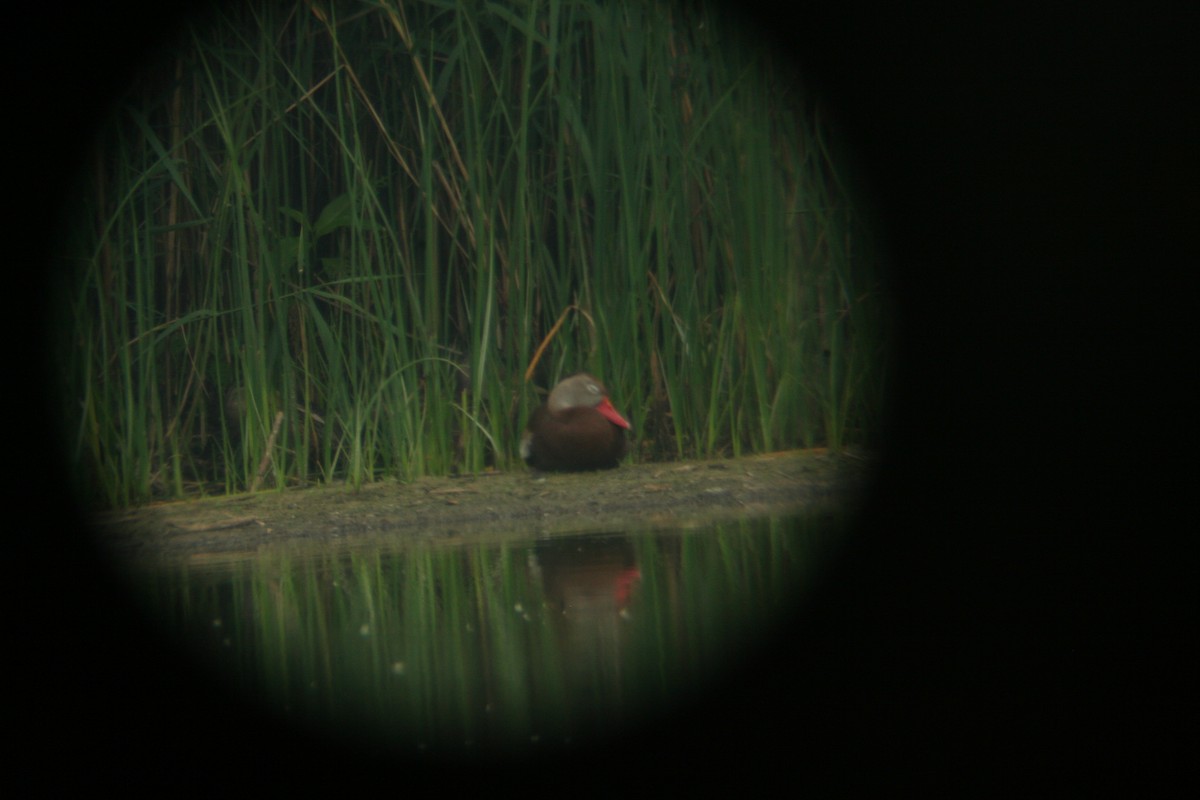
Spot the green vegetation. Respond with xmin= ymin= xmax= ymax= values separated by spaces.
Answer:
xmin=54 ymin=0 xmax=886 ymax=509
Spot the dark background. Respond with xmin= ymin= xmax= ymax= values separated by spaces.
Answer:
xmin=13 ymin=0 xmax=1194 ymax=792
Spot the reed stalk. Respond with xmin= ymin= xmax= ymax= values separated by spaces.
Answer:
xmin=55 ymin=0 xmax=886 ymax=508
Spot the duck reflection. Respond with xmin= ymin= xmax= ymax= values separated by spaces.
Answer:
xmin=528 ymin=535 xmax=641 ymax=679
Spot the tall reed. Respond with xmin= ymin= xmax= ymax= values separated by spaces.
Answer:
xmin=54 ymin=0 xmax=886 ymax=508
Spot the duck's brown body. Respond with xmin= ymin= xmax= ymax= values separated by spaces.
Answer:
xmin=520 ymin=373 xmax=631 ymax=471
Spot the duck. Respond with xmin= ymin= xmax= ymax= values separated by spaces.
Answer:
xmin=520 ymin=373 xmax=631 ymax=471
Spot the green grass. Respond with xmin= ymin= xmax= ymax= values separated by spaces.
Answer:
xmin=53 ymin=0 xmax=887 ymax=509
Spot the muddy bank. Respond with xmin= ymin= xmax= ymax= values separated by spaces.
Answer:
xmin=94 ymin=449 xmax=871 ymax=567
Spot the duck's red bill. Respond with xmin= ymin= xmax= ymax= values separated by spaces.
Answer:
xmin=597 ymin=397 xmax=632 ymax=429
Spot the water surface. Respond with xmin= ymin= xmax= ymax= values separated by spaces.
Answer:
xmin=137 ymin=513 xmax=843 ymax=756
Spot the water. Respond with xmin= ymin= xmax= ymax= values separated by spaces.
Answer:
xmin=136 ymin=514 xmax=844 ymax=757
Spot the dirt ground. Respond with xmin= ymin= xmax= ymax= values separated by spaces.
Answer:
xmin=94 ymin=449 xmax=872 ymax=568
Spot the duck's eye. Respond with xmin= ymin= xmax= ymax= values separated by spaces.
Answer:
xmin=586 ymin=383 xmax=600 ymax=395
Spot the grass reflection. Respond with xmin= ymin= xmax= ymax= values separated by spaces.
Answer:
xmin=155 ymin=514 xmax=840 ymax=754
